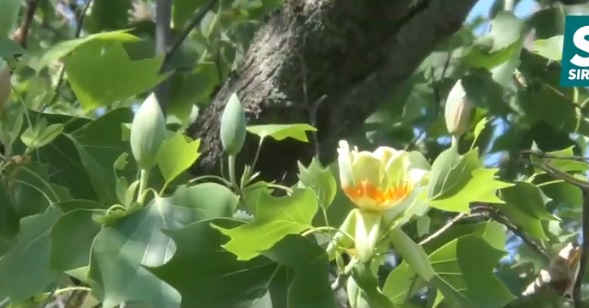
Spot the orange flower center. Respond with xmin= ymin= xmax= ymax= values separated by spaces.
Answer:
xmin=343 ymin=180 xmax=411 ymax=209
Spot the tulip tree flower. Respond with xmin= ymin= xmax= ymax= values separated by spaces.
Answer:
xmin=331 ymin=140 xmax=430 ymax=263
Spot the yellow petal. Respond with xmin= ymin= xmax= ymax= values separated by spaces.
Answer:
xmin=372 ymin=146 xmax=399 ymax=166
xmin=337 ymin=140 xmax=355 ymax=188
xmin=383 ymin=151 xmax=408 ymax=189
xmin=407 ymin=168 xmax=428 ymax=187
xmin=351 ymin=152 xmax=383 ymax=190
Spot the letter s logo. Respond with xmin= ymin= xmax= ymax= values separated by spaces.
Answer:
xmin=571 ymin=26 xmax=589 ymax=67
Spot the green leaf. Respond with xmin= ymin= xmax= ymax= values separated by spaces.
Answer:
xmin=262 ymin=235 xmax=337 ymax=308
xmin=150 ymin=220 xmax=336 ymax=308
xmin=67 ymin=108 xmax=136 ymax=205
xmin=66 ymin=134 xmax=120 ymax=205
xmin=428 ymin=235 xmax=516 ymax=308
xmin=0 ymin=0 xmax=21 ymax=37
xmin=530 ymin=147 xmax=589 ymax=174
xmin=472 ymin=117 xmax=488 ymax=146
xmin=25 ymin=30 xmax=140 ymax=71
xmin=465 ymin=12 xmax=524 ymax=70
xmin=157 ymin=133 xmax=200 ymax=184
xmin=485 ymin=11 xmax=525 ymax=52
xmin=0 ymin=209 xmax=61 ymax=301
xmin=85 ymin=0 xmax=132 ymax=33
xmin=65 ymin=41 xmax=171 ymax=111
xmin=531 ymin=35 xmax=563 ymax=61
xmin=170 ymin=183 xmax=239 ymax=219
xmin=383 ymin=234 xmax=515 ymax=308
xmin=7 ymin=162 xmax=60 ymax=217
xmin=0 ymin=37 xmax=24 ymax=60
xmin=246 ymin=123 xmax=317 ymax=142
xmin=500 ymin=181 xmax=558 ymax=220
xmin=149 ymin=219 xmax=277 ymax=307
xmin=492 ymin=181 xmax=558 ymax=240
xmin=0 ymin=182 xmax=19 ymax=243
xmin=422 ymin=221 xmax=507 ymax=253
xmin=542 ymin=182 xmax=583 ymax=211
xmin=350 ymin=261 xmax=395 ymax=308
xmin=50 ymin=208 xmax=102 ymax=272
xmin=20 ymin=119 xmax=64 ymax=151
xmin=297 ymin=157 xmax=337 ymax=210
xmin=461 ymin=69 xmax=513 ymax=115
xmin=130 ymin=94 xmax=167 ymax=170
xmin=172 ymin=0 xmax=210 ymax=29
xmin=88 ymin=184 xmax=236 ymax=307
xmin=428 ymin=147 xmax=512 ymax=213
xmin=168 ymin=62 xmax=219 ymax=122
xmin=212 ymin=187 xmax=318 ymax=261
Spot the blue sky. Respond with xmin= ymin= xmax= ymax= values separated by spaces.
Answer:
xmin=468 ymin=0 xmax=537 ymax=21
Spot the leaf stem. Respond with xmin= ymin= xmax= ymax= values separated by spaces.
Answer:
xmin=228 ymin=154 xmax=238 ymax=190
xmin=137 ymin=168 xmax=151 ymax=204
xmin=52 ymin=286 xmax=91 ymax=296
xmin=188 ymin=174 xmax=232 ymax=187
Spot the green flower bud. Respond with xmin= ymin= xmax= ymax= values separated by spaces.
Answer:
xmin=130 ymin=93 xmax=166 ymax=170
xmin=220 ymin=93 xmax=247 ymax=156
xmin=444 ymin=79 xmax=472 ymax=140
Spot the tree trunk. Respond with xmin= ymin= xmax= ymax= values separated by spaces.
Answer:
xmin=189 ymin=0 xmax=477 ymax=183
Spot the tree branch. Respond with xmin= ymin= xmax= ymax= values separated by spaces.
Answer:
xmin=154 ymin=0 xmax=173 ymax=113
xmin=485 ymin=207 xmax=551 ymax=262
xmin=522 ymin=149 xmax=589 ymax=307
xmin=163 ymin=0 xmax=218 ymax=65
xmin=188 ymin=0 xmax=478 ymax=184
xmin=48 ymin=0 xmax=92 ymax=106
xmin=12 ymin=0 xmax=41 ymax=48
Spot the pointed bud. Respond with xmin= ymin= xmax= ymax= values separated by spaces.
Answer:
xmin=444 ymin=79 xmax=472 ymax=140
xmin=220 ymin=93 xmax=247 ymax=156
xmin=130 ymin=93 xmax=167 ymax=170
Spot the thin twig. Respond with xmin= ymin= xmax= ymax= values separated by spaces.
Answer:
xmin=163 ymin=0 xmax=218 ymax=65
xmin=13 ymin=0 xmax=42 ymax=48
xmin=418 ymin=213 xmax=467 ymax=246
xmin=154 ymin=0 xmax=173 ymax=113
xmin=521 ymin=149 xmax=589 ymax=163
xmin=485 ymin=208 xmax=551 ymax=262
xmin=47 ymin=0 xmax=92 ymax=106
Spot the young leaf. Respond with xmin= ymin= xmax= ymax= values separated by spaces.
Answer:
xmin=297 ymin=158 xmax=337 ymax=210
xmin=211 ymin=187 xmax=318 ymax=261
xmin=66 ymin=41 xmax=171 ymax=111
xmin=532 ymin=35 xmax=563 ymax=61
xmin=20 ymin=119 xmax=64 ymax=151
xmin=157 ymin=133 xmax=201 ymax=185
xmin=246 ymin=123 xmax=317 ymax=142
xmin=428 ymin=147 xmax=512 ymax=213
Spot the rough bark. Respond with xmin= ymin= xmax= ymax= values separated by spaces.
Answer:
xmin=189 ymin=0 xmax=477 ymax=183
